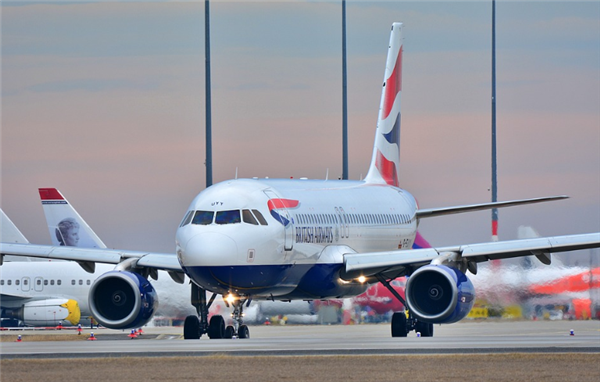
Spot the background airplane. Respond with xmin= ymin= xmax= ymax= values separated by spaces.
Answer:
xmin=1 ymin=209 xmax=83 ymax=327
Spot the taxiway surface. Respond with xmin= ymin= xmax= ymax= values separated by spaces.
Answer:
xmin=2 ymin=320 xmax=599 ymax=359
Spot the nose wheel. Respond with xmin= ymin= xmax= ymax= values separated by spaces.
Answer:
xmin=223 ymin=296 xmax=250 ymax=339
xmin=183 ymin=284 xmax=251 ymax=340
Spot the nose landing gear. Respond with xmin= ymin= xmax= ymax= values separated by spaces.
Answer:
xmin=223 ymin=295 xmax=250 ymax=339
xmin=183 ymin=284 xmax=250 ymax=340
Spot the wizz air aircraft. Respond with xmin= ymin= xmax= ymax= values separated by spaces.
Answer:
xmin=1 ymin=23 xmax=599 ymax=339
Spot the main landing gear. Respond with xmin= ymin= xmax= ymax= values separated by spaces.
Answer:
xmin=376 ymin=275 xmax=434 ymax=338
xmin=183 ymin=284 xmax=250 ymax=340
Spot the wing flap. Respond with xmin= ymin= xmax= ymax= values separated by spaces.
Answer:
xmin=343 ymin=248 xmax=440 ymax=279
xmin=460 ymin=233 xmax=600 ymax=262
xmin=342 ymin=233 xmax=600 ymax=278
xmin=0 ymin=243 xmax=182 ymax=271
xmin=416 ymin=196 xmax=568 ymax=219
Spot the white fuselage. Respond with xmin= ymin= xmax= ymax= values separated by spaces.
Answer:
xmin=176 ymin=178 xmax=418 ymax=300
xmin=1 ymin=261 xmax=97 ymax=315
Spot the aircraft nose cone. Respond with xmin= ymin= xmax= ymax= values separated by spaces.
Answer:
xmin=181 ymin=232 xmax=238 ymax=267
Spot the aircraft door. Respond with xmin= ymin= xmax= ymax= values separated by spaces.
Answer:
xmin=34 ymin=277 xmax=43 ymax=292
xmin=263 ymin=190 xmax=294 ymax=251
xmin=21 ymin=277 xmax=30 ymax=292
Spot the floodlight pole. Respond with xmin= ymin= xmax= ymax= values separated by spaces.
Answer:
xmin=205 ymin=0 xmax=213 ymax=188
xmin=342 ymin=0 xmax=348 ymax=180
xmin=491 ymin=0 xmax=498 ymax=241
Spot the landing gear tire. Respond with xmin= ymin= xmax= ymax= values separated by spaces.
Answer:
xmin=208 ymin=315 xmax=225 ymax=339
xmin=224 ymin=325 xmax=235 ymax=339
xmin=183 ymin=315 xmax=201 ymax=340
xmin=415 ymin=321 xmax=434 ymax=337
xmin=238 ymin=324 xmax=250 ymax=339
xmin=391 ymin=312 xmax=408 ymax=337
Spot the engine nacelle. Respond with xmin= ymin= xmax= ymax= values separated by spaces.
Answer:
xmin=405 ymin=265 xmax=475 ymax=324
xmin=8 ymin=298 xmax=81 ymax=326
xmin=89 ymin=270 xmax=158 ymax=329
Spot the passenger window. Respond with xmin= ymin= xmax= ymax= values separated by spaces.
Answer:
xmin=23 ymin=279 xmax=29 ymax=286
xmin=37 ymin=280 xmax=41 ymax=285
xmin=242 ymin=209 xmax=259 ymax=225
xmin=180 ymin=211 xmax=194 ymax=227
xmin=7 ymin=280 xmax=11 ymax=286
xmin=79 ymin=280 xmax=83 ymax=285
xmin=50 ymin=280 xmax=55 ymax=286
xmin=71 ymin=280 xmax=76 ymax=285
xmin=0 ymin=280 xmax=4 ymax=286
xmin=16 ymin=280 xmax=20 ymax=286
xmin=252 ymin=210 xmax=268 ymax=225
xmin=57 ymin=280 xmax=61 ymax=286
xmin=44 ymin=280 xmax=48 ymax=286
xmin=215 ymin=210 xmax=241 ymax=225
xmin=87 ymin=280 xmax=91 ymax=285
xmin=192 ymin=211 xmax=214 ymax=225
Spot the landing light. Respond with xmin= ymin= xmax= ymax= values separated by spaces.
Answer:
xmin=226 ymin=293 xmax=237 ymax=304
xmin=357 ymin=276 xmax=367 ymax=284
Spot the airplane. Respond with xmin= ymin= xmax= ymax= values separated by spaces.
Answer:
xmin=1 ymin=23 xmax=599 ymax=339
xmin=0 ymin=209 xmax=84 ymax=327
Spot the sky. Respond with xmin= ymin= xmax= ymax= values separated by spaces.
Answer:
xmin=1 ymin=1 xmax=599 ymax=259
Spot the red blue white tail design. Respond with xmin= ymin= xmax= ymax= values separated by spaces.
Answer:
xmin=365 ymin=23 xmax=403 ymax=187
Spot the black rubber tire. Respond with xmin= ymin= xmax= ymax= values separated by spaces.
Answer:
xmin=238 ymin=324 xmax=250 ymax=339
xmin=207 ymin=315 xmax=225 ymax=339
xmin=224 ymin=325 xmax=235 ymax=339
xmin=183 ymin=315 xmax=200 ymax=340
xmin=391 ymin=312 xmax=408 ymax=337
xmin=415 ymin=320 xmax=434 ymax=337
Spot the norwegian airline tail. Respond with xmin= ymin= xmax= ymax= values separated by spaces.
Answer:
xmin=365 ymin=22 xmax=403 ymax=187
xmin=38 ymin=188 xmax=106 ymax=249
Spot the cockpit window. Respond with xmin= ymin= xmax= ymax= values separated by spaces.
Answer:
xmin=242 ymin=209 xmax=259 ymax=225
xmin=192 ymin=211 xmax=214 ymax=225
xmin=252 ymin=210 xmax=268 ymax=225
xmin=180 ymin=211 xmax=194 ymax=227
xmin=215 ymin=210 xmax=241 ymax=225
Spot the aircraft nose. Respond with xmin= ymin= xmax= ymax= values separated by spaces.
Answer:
xmin=181 ymin=232 xmax=238 ymax=267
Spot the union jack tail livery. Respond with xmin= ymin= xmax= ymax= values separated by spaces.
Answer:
xmin=365 ymin=22 xmax=403 ymax=187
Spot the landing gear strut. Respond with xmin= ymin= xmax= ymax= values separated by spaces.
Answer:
xmin=223 ymin=296 xmax=250 ymax=339
xmin=184 ymin=283 xmax=217 ymax=339
xmin=183 ymin=284 xmax=251 ymax=340
xmin=376 ymin=275 xmax=434 ymax=338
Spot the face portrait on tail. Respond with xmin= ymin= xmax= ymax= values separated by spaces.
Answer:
xmin=55 ymin=217 xmax=80 ymax=246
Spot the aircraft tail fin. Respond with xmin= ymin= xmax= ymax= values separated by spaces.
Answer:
xmin=1 ymin=209 xmax=29 ymax=244
xmin=39 ymin=188 xmax=107 ymax=248
xmin=365 ymin=22 xmax=403 ymax=187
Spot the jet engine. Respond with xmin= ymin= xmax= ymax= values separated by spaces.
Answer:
xmin=89 ymin=270 xmax=158 ymax=329
xmin=405 ymin=265 xmax=475 ymax=324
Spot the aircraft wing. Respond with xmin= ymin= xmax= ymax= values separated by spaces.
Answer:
xmin=342 ymin=232 xmax=600 ymax=280
xmin=0 ymin=242 xmax=182 ymax=272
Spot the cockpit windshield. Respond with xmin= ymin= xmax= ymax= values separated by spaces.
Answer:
xmin=184 ymin=209 xmax=268 ymax=226
xmin=215 ymin=210 xmax=241 ymax=225
xmin=192 ymin=211 xmax=214 ymax=225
